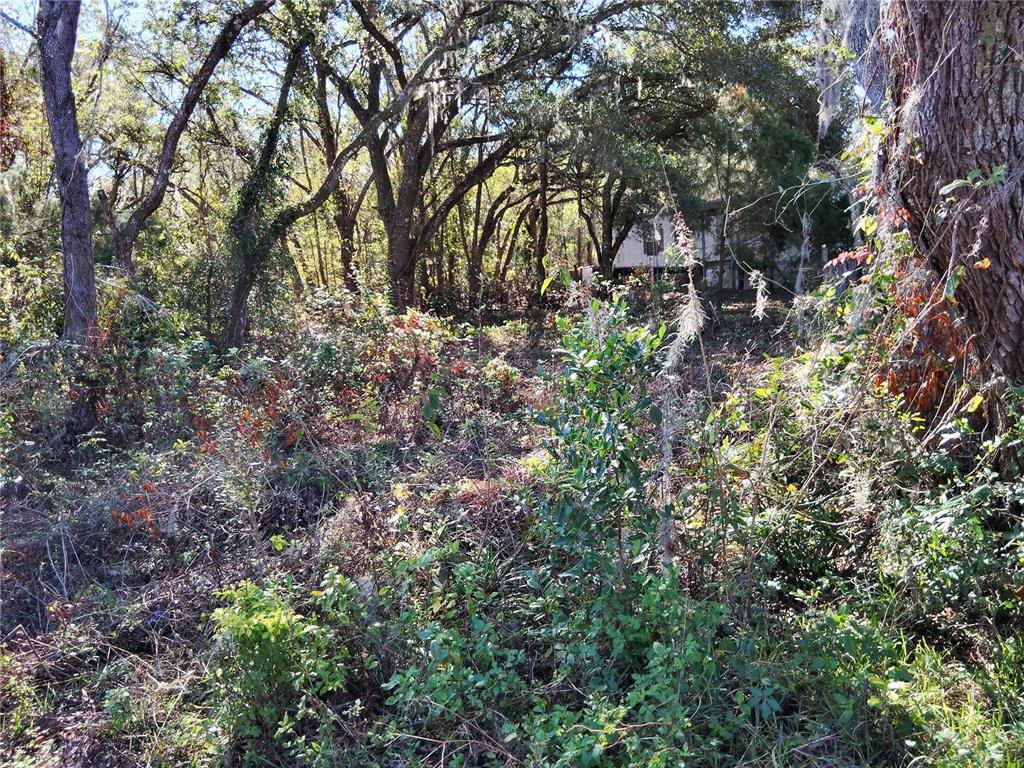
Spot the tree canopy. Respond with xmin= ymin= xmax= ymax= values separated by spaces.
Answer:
xmin=2 ymin=0 xmax=838 ymax=345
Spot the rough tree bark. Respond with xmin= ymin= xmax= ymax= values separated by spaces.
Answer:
xmin=333 ymin=189 xmax=359 ymax=292
xmin=37 ymin=0 xmax=98 ymax=344
xmin=883 ymin=0 xmax=1024 ymax=381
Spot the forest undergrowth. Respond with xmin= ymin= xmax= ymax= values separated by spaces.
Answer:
xmin=2 ymin=270 xmax=1024 ymax=768
xmin=3 ymin=0 xmax=1023 ymax=765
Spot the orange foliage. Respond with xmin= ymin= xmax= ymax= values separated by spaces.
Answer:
xmin=875 ymin=265 xmax=976 ymax=416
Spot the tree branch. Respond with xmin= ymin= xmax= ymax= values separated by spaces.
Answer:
xmin=113 ymin=0 xmax=276 ymax=268
xmin=266 ymin=15 xmax=465 ymax=241
xmin=351 ymin=0 xmax=408 ymax=88
xmin=417 ymin=137 xmax=518 ymax=249
xmin=1 ymin=9 xmax=36 ymax=39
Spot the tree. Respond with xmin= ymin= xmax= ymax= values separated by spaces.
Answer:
xmin=219 ymin=2 xmax=471 ymax=344
xmin=311 ymin=57 xmax=359 ymax=293
xmin=882 ymin=0 xmax=1024 ymax=382
xmin=224 ymin=40 xmax=305 ymax=349
xmin=98 ymin=0 xmax=276 ymax=277
xmin=565 ymin=1 xmax=766 ymax=277
xmin=568 ymin=59 xmax=689 ymax=278
xmin=35 ymin=0 xmax=97 ymax=344
xmin=527 ymin=132 xmax=549 ymax=299
xmin=331 ymin=0 xmax=636 ymax=309
xmin=467 ymin=173 xmax=521 ymax=302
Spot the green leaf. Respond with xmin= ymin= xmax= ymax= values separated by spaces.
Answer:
xmin=559 ymin=267 xmax=572 ymax=289
xmin=944 ymin=265 xmax=965 ymax=303
xmin=938 ymin=178 xmax=971 ymax=196
xmin=649 ymin=405 xmax=662 ymax=426
xmin=867 ymin=674 xmax=888 ymax=690
xmin=856 ymin=214 xmax=877 ymax=236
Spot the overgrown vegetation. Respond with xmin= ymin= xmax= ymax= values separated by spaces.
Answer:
xmin=4 ymin=0 xmax=1024 ymax=766
xmin=4 ymin=265 xmax=1024 ymax=765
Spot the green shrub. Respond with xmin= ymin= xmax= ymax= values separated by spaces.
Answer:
xmin=537 ymin=297 xmax=665 ymax=579
xmin=0 ymin=653 xmax=43 ymax=745
xmin=209 ymin=570 xmax=366 ymax=764
xmin=480 ymin=354 xmax=522 ymax=409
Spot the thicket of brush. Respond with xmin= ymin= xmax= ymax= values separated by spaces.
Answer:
xmin=3 ymin=254 xmax=1024 ymax=767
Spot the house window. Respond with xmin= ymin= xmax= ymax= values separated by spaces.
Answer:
xmin=642 ymin=222 xmax=663 ymax=256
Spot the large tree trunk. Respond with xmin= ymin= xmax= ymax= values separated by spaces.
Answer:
xmin=37 ymin=0 xmax=98 ymax=344
xmin=374 ymin=107 xmax=427 ymax=311
xmin=883 ymin=0 xmax=1024 ymax=381
xmin=591 ymin=172 xmax=629 ymax=279
xmin=533 ymin=135 xmax=549 ymax=301
xmin=333 ymin=190 xmax=359 ymax=292
xmin=389 ymin=226 xmax=417 ymax=310
xmin=381 ymin=128 xmax=515 ymax=311
xmin=225 ymin=266 xmax=257 ymax=350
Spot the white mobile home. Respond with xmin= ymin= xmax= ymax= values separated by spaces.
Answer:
xmin=612 ymin=212 xmax=677 ymax=271
xmin=610 ymin=202 xmax=797 ymax=291
xmin=611 ymin=205 xmax=724 ymax=281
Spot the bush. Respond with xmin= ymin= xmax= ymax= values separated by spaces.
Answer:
xmin=480 ymin=355 xmax=522 ymax=409
xmin=0 ymin=653 xmax=43 ymax=746
xmin=537 ymin=297 xmax=665 ymax=578
xmin=209 ymin=570 xmax=367 ymax=764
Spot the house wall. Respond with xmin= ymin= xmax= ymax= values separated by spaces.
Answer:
xmin=612 ymin=214 xmax=719 ymax=270
xmin=613 ymin=215 xmax=672 ymax=269
xmin=609 ymin=211 xmax=802 ymax=292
